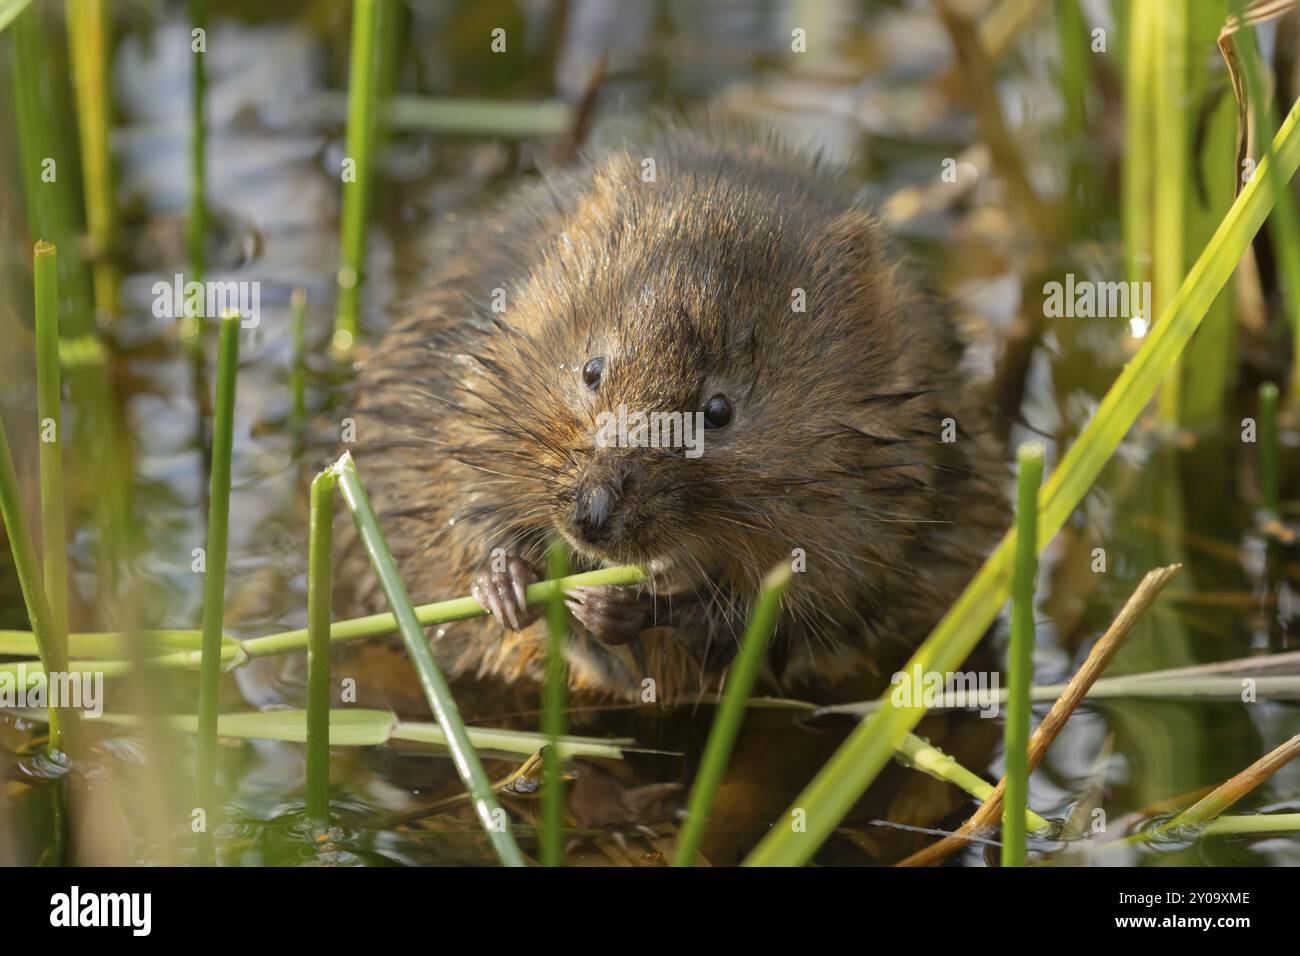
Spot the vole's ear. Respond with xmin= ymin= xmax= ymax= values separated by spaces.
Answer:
xmin=812 ymin=207 xmax=888 ymax=275
xmin=806 ymin=207 xmax=902 ymax=330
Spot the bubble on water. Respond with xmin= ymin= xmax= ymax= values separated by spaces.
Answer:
xmin=1136 ymin=811 xmax=1198 ymax=852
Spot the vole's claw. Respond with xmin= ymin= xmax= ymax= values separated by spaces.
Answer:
xmin=472 ymin=556 xmax=542 ymax=631
xmin=564 ymin=585 xmax=649 ymax=646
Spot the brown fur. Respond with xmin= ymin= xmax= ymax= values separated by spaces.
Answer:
xmin=338 ymin=123 xmax=1007 ymax=706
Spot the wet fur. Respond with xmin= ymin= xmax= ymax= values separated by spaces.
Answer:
xmin=338 ymin=123 xmax=1007 ymax=705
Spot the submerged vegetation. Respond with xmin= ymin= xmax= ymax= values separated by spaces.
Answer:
xmin=2 ymin=0 xmax=1300 ymax=868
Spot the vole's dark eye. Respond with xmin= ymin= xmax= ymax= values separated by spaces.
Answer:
xmin=703 ymin=394 xmax=733 ymax=429
xmin=582 ymin=357 xmax=605 ymax=391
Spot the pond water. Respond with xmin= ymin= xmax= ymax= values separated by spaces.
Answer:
xmin=1 ymin=0 xmax=1298 ymax=866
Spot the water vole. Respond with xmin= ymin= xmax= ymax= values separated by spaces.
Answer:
xmin=341 ymin=123 xmax=1007 ymax=704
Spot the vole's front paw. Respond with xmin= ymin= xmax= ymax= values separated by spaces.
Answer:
xmin=564 ymin=585 xmax=650 ymax=646
xmin=472 ymin=555 xmax=542 ymax=631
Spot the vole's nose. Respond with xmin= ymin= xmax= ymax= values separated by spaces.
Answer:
xmin=575 ymin=483 xmax=616 ymax=540
xmin=572 ymin=465 xmax=629 ymax=544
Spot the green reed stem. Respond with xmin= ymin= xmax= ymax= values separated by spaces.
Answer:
xmin=1003 ymin=442 xmax=1043 ymax=867
xmin=11 ymin=8 xmax=132 ymax=603
xmin=1 ymin=240 xmax=73 ymax=755
xmin=34 ymin=243 xmax=68 ymax=642
xmin=896 ymin=733 xmax=1051 ymax=833
xmin=34 ymin=241 xmax=68 ymax=754
xmin=333 ymin=0 xmax=382 ymax=352
xmin=241 ymin=564 xmax=645 ymax=658
xmin=1203 ymin=813 xmax=1300 ymax=836
xmin=2 ymin=565 xmax=649 ymax=684
xmin=1260 ymin=381 xmax=1279 ymax=517
xmin=68 ymin=708 xmax=632 ymax=759
xmin=541 ymin=540 xmax=570 ymax=867
xmin=187 ymin=0 xmax=206 ymax=292
xmin=744 ymin=92 xmax=1300 ymax=869
xmin=195 ymin=313 xmax=240 ymax=853
xmin=304 ymin=468 xmax=335 ymax=823
xmin=65 ymin=0 xmax=118 ymax=321
xmin=676 ymin=563 xmax=792 ymax=867
xmin=11 ymin=1 xmax=94 ymax=335
xmin=290 ymin=286 xmax=307 ymax=431
xmin=0 ymin=415 xmax=71 ymax=753
xmin=31 ymin=239 xmax=74 ymax=842
xmin=180 ymin=0 xmax=206 ymax=366
xmin=333 ymin=451 xmax=526 ymax=867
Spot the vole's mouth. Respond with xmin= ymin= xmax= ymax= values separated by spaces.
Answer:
xmin=639 ymin=554 xmax=698 ymax=595
xmin=557 ymin=532 xmax=699 ymax=595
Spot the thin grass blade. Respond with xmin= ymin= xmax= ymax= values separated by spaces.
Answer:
xmin=333 ymin=0 xmax=382 ymax=352
xmin=304 ymin=468 xmax=336 ymax=823
xmin=334 ymin=451 xmax=526 ymax=867
xmin=195 ymin=313 xmax=240 ymax=858
xmin=1002 ymin=443 xmax=1043 ymax=866
xmin=676 ymin=563 xmax=792 ymax=867
xmin=541 ymin=540 xmax=570 ymax=866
